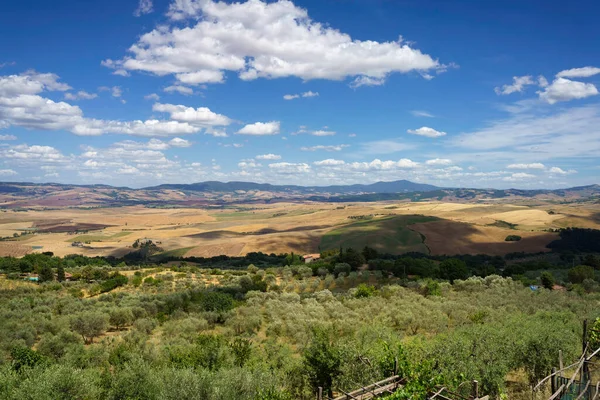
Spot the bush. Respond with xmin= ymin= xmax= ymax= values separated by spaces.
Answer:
xmin=505 ymin=235 xmax=522 ymax=242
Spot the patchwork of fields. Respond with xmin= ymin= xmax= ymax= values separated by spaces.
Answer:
xmin=0 ymin=200 xmax=598 ymax=258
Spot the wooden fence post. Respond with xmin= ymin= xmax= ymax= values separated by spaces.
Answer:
xmin=551 ymin=368 xmax=556 ymax=394
xmin=318 ymin=387 xmax=323 ymax=400
xmin=394 ymin=357 xmax=398 ymax=375
xmin=472 ymin=380 xmax=479 ymax=399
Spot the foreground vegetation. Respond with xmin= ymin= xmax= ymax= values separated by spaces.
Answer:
xmin=1 ymin=240 xmax=600 ymax=399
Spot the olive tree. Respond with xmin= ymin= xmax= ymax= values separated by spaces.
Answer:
xmin=70 ymin=312 xmax=109 ymax=344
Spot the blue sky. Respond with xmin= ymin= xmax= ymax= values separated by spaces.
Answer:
xmin=0 ymin=0 xmax=599 ymax=188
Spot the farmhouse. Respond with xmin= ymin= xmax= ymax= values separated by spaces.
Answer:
xmin=302 ymin=254 xmax=321 ymax=264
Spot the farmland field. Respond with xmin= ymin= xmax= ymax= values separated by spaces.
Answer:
xmin=0 ymin=200 xmax=599 ymax=258
xmin=320 ymin=215 xmax=437 ymax=254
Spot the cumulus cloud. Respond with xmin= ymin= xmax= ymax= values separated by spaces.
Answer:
xmin=169 ymin=137 xmax=192 ymax=147
xmin=0 ymin=169 xmax=17 ymax=176
xmin=134 ymin=0 xmax=154 ymax=16
xmin=425 ymin=158 xmax=452 ymax=166
xmin=503 ymin=172 xmax=536 ymax=182
xmin=348 ymin=158 xmax=419 ymax=171
xmin=538 ymin=78 xmax=598 ymax=104
xmin=104 ymin=0 xmax=445 ymax=86
xmin=237 ymin=121 xmax=280 ymax=135
xmin=349 ymin=76 xmax=386 ymax=88
xmin=269 ymin=162 xmax=311 ymax=173
xmin=507 ymin=163 xmax=545 ymax=170
xmin=494 ymin=76 xmax=535 ymax=95
xmin=311 ymin=130 xmax=335 ymax=136
xmin=556 ymin=66 xmax=600 ymax=78
xmin=314 ymin=159 xmax=345 ymax=166
xmin=283 ymin=90 xmax=319 ymax=100
xmin=300 ymin=144 xmax=349 ymax=151
xmin=407 ymin=126 xmax=446 ymax=138
xmin=0 ymin=72 xmax=201 ymax=137
xmin=144 ymin=93 xmax=160 ymax=101
xmin=0 ymin=134 xmax=16 ymax=140
xmin=164 ymin=85 xmax=194 ymax=95
xmin=152 ymin=103 xmax=232 ymax=127
xmin=256 ymin=154 xmax=281 ymax=160
xmin=64 ymin=91 xmax=97 ymax=100
xmin=549 ymin=166 xmax=576 ymax=175
xmin=99 ymin=86 xmax=122 ymax=98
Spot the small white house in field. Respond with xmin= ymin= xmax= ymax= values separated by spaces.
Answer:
xmin=302 ymin=254 xmax=321 ymax=264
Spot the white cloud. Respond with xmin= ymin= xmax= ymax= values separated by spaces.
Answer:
xmin=311 ymin=130 xmax=336 ymax=136
xmin=301 ymin=144 xmax=349 ymax=152
xmin=556 ymin=66 xmax=600 ymax=78
xmin=283 ymin=90 xmax=319 ymax=100
xmin=0 ymin=169 xmax=17 ymax=176
xmin=152 ymin=103 xmax=232 ymax=127
xmin=176 ymin=70 xmax=224 ymax=85
xmin=0 ymin=134 xmax=16 ymax=140
xmin=237 ymin=121 xmax=280 ymax=135
xmin=64 ymin=91 xmax=97 ymax=100
xmin=144 ymin=93 xmax=160 ymax=101
xmin=453 ymin=104 xmax=600 ymax=158
xmin=99 ymin=86 xmax=122 ymax=98
xmin=134 ymin=0 xmax=153 ymax=17
xmin=113 ymin=69 xmax=130 ymax=77
xmin=425 ymin=158 xmax=452 ymax=166
xmin=269 ymin=162 xmax=311 ymax=174
xmin=256 ymin=154 xmax=281 ymax=160
xmin=407 ymin=126 xmax=446 ymax=138
xmin=302 ymin=91 xmax=319 ymax=98
xmin=503 ymin=172 xmax=536 ymax=182
xmin=348 ymin=158 xmax=419 ymax=171
xmin=349 ymin=76 xmax=386 ymax=88
xmin=105 ymin=0 xmax=445 ymax=86
xmin=549 ymin=167 xmax=576 ymax=175
xmin=507 ymin=163 xmax=545 ymax=170
xmin=348 ymin=133 xmax=357 ymax=137
xmin=164 ymin=85 xmax=194 ymax=95
xmin=411 ymin=110 xmax=434 ymax=118
xmin=168 ymin=137 xmax=192 ymax=148
xmin=233 ymin=143 xmax=244 ymax=148
xmin=538 ymin=78 xmax=598 ymax=104
xmin=495 ymin=76 xmax=535 ymax=95
xmin=313 ymin=159 xmax=345 ymax=166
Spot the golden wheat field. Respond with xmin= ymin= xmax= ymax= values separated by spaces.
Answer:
xmin=0 ymin=200 xmax=598 ymax=258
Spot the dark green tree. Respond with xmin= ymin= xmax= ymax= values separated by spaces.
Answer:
xmin=303 ymin=329 xmax=342 ymax=398
xmin=583 ymin=254 xmax=600 ymax=269
xmin=38 ymin=264 xmax=54 ymax=283
xmin=568 ymin=265 xmax=595 ymax=284
xmin=439 ymin=258 xmax=469 ymax=283
xmin=57 ymin=263 xmax=65 ymax=282
xmin=362 ymin=246 xmax=379 ymax=261
xmin=540 ymin=271 xmax=555 ymax=290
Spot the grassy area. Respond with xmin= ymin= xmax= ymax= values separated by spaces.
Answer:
xmin=487 ymin=220 xmax=518 ymax=229
xmin=66 ymin=231 xmax=132 ymax=243
xmin=320 ymin=214 xmax=438 ymax=254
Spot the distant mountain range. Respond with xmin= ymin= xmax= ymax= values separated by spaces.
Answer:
xmin=145 ymin=179 xmax=440 ymax=194
xmin=0 ymin=180 xmax=598 ymax=208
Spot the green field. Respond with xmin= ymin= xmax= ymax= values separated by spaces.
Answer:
xmin=66 ymin=231 xmax=132 ymax=243
xmin=320 ymin=215 xmax=438 ymax=254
